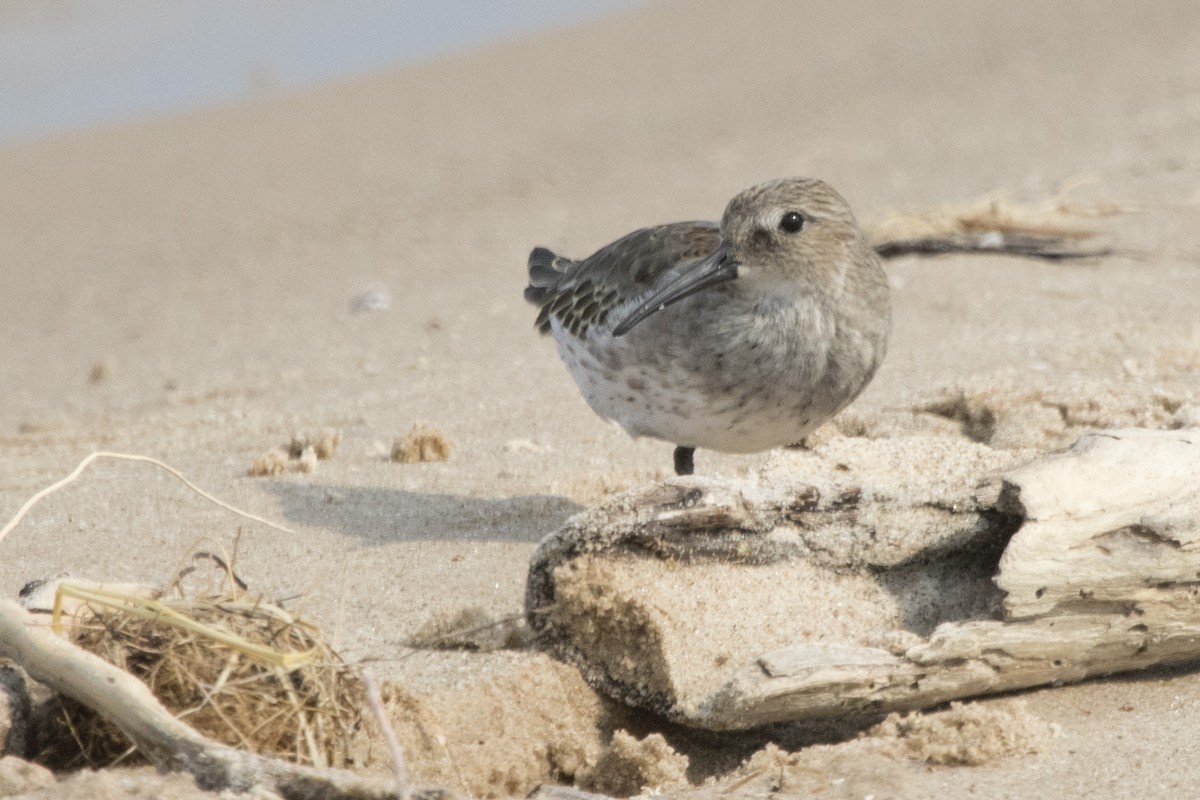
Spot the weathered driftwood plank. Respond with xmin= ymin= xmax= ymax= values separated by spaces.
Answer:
xmin=996 ymin=428 xmax=1200 ymax=618
xmin=526 ymin=429 xmax=1200 ymax=730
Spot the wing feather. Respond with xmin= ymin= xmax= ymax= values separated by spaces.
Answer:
xmin=524 ymin=222 xmax=720 ymax=336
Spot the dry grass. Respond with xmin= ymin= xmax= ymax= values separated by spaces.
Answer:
xmin=38 ymin=557 xmax=364 ymax=771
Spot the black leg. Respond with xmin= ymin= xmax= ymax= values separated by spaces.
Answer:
xmin=673 ymin=446 xmax=695 ymax=476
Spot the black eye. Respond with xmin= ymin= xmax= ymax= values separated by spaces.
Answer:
xmin=779 ymin=211 xmax=805 ymax=233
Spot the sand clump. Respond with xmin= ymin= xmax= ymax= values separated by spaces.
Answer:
xmin=392 ymin=426 xmax=452 ymax=463
xmin=374 ymin=651 xmax=612 ymax=797
xmin=247 ymin=450 xmax=292 ymax=477
xmin=580 ymin=731 xmax=689 ymax=797
xmin=710 ymin=700 xmax=1051 ymax=797
xmin=248 ymin=429 xmax=341 ymax=476
xmin=288 ymin=430 xmax=342 ymax=461
xmin=868 ymin=700 xmax=1052 ymax=766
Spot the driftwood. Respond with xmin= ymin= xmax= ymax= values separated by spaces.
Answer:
xmin=526 ymin=429 xmax=1200 ymax=730
xmin=0 ymin=599 xmax=441 ymax=800
xmin=867 ymin=194 xmax=1120 ymax=262
xmin=873 ymin=232 xmax=1112 ymax=261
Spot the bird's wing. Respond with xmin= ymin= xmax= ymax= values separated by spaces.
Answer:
xmin=525 ymin=221 xmax=720 ymax=337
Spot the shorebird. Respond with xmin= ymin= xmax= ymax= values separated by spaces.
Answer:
xmin=525 ymin=177 xmax=891 ymax=475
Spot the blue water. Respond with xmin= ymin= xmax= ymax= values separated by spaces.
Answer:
xmin=0 ymin=0 xmax=636 ymax=143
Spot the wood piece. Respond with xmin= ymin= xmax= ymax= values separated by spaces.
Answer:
xmin=707 ymin=611 xmax=1200 ymax=729
xmin=995 ymin=428 xmax=1200 ymax=618
xmin=873 ymin=233 xmax=1113 ymax=261
xmin=0 ymin=599 xmax=441 ymax=800
xmin=527 ymin=430 xmax=1200 ymax=731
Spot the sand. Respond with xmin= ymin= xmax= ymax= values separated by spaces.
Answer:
xmin=2 ymin=0 xmax=1200 ymax=797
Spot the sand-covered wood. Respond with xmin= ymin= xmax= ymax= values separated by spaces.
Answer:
xmin=527 ymin=429 xmax=1200 ymax=730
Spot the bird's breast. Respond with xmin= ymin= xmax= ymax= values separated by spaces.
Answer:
xmin=549 ymin=287 xmax=874 ymax=452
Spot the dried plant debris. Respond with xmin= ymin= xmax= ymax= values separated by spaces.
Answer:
xmin=33 ymin=562 xmax=364 ymax=772
xmin=869 ymin=193 xmax=1122 ymax=261
xmin=406 ymin=606 xmax=531 ymax=652
xmin=248 ymin=429 xmax=341 ymax=476
xmin=392 ymin=426 xmax=451 ymax=464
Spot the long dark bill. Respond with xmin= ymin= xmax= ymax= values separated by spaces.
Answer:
xmin=611 ymin=245 xmax=739 ymax=337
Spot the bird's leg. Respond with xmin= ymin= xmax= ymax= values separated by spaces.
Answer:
xmin=673 ymin=446 xmax=695 ymax=476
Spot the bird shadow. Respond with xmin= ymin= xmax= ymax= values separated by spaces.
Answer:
xmin=260 ymin=481 xmax=584 ymax=545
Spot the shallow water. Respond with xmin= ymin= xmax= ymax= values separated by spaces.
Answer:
xmin=0 ymin=0 xmax=636 ymax=143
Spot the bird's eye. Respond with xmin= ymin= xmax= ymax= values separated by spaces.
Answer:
xmin=779 ymin=211 xmax=805 ymax=233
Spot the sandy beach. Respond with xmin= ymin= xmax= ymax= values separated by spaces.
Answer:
xmin=3 ymin=1 xmax=1200 ymax=797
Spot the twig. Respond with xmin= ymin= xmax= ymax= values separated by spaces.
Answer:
xmin=873 ymin=234 xmax=1115 ymax=261
xmin=0 ymin=451 xmax=295 ymax=547
xmin=168 ymin=551 xmax=250 ymax=596
xmin=719 ymin=768 xmax=764 ymax=794
xmin=362 ymin=669 xmax=409 ymax=800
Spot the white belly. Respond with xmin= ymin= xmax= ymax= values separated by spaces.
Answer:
xmin=551 ymin=313 xmax=851 ymax=454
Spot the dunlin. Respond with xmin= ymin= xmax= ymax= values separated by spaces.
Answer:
xmin=525 ymin=177 xmax=890 ymax=475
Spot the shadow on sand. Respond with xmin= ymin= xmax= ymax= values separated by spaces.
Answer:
xmin=261 ymin=481 xmax=584 ymax=545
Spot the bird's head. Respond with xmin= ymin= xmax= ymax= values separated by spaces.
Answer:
xmin=613 ymin=177 xmax=873 ymax=336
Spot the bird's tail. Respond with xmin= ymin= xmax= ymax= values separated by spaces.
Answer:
xmin=524 ymin=247 xmax=577 ymax=333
